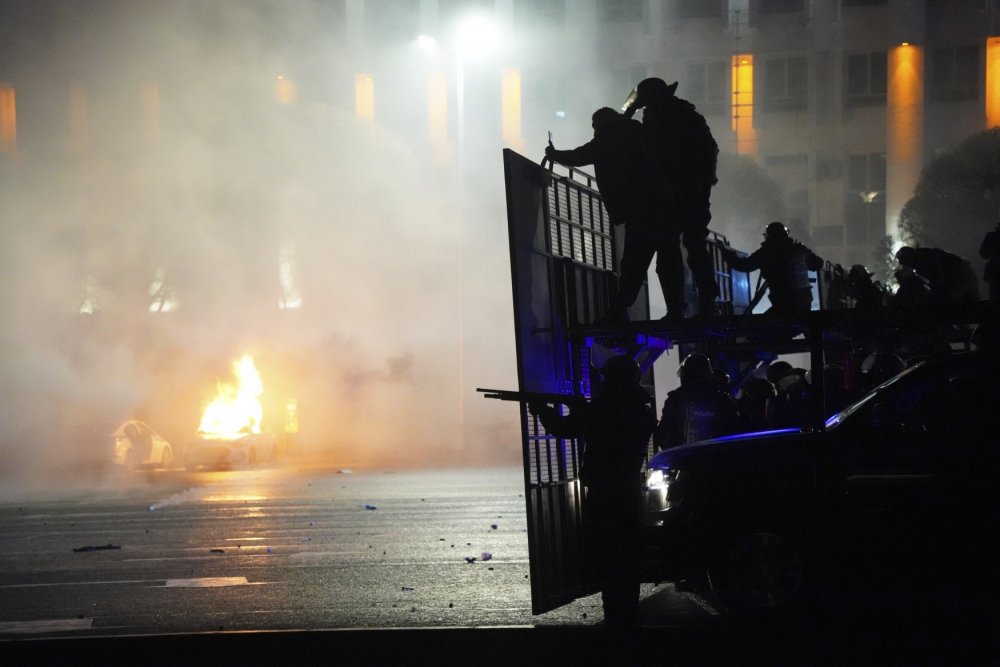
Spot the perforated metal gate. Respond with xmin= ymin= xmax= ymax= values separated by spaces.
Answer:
xmin=502 ymin=149 xmax=652 ymax=614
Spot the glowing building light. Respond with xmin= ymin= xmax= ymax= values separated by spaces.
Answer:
xmin=887 ymin=44 xmax=924 ymax=243
xmin=426 ymin=72 xmax=450 ymax=161
xmin=68 ymin=83 xmax=88 ymax=153
xmin=501 ymin=67 xmax=524 ymax=152
xmin=987 ymin=37 xmax=1000 ymax=128
xmin=731 ymin=54 xmax=756 ymax=156
xmin=0 ymin=84 xmax=16 ymax=155
xmin=275 ymin=75 xmax=296 ymax=105
xmin=355 ymin=73 xmax=375 ymax=122
xmin=141 ymin=82 xmax=160 ymax=144
xmin=284 ymin=398 xmax=299 ymax=434
xmin=278 ymin=240 xmax=302 ymax=310
xmin=416 ymin=35 xmax=437 ymax=51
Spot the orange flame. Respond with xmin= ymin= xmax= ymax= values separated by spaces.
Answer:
xmin=198 ymin=355 xmax=264 ymax=440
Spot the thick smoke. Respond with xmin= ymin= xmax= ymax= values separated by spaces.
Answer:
xmin=0 ymin=0 xmax=524 ymax=488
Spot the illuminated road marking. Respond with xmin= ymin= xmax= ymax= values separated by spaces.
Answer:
xmin=163 ymin=577 xmax=250 ymax=587
xmin=0 ymin=618 xmax=93 ymax=633
xmin=1 ymin=577 xmax=270 ymax=588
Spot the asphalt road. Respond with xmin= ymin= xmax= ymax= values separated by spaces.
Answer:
xmin=0 ymin=464 xmax=711 ymax=638
xmin=2 ymin=464 xmax=998 ymax=664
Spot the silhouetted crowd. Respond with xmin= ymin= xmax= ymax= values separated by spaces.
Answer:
xmin=530 ymin=75 xmax=1000 ymax=627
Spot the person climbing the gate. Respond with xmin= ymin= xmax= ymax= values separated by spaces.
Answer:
xmin=545 ymin=107 xmax=682 ymax=323
xmin=623 ymin=77 xmax=721 ymax=317
xmin=721 ymin=222 xmax=823 ymax=316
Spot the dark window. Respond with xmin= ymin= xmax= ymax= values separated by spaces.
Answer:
xmin=929 ymin=45 xmax=980 ymax=102
xmin=514 ymin=0 xmax=566 ymax=27
xmin=675 ymin=0 xmax=724 ymax=19
xmin=813 ymin=225 xmax=844 ymax=247
xmin=759 ymin=0 xmax=805 ymax=13
xmin=845 ymin=153 xmax=887 ymax=246
xmin=845 ymin=52 xmax=887 ymax=107
xmin=364 ymin=0 xmax=420 ymax=46
xmin=763 ymin=56 xmax=808 ymax=111
xmin=599 ymin=0 xmax=644 ymax=23
xmin=685 ymin=61 xmax=728 ymax=113
xmin=842 ymin=0 xmax=887 ymax=7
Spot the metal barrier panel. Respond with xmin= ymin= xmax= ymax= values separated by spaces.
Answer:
xmin=502 ymin=149 xmax=650 ymax=614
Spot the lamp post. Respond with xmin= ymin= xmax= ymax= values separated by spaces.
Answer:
xmin=452 ymin=13 xmax=500 ymax=450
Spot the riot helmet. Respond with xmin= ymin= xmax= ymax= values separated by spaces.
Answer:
xmin=677 ymin=352 xmax=713 ymax=384
xmin=739 ymin=377 xmax=777 ymax=401
xmin=765 ymin=360 xmax=793 ymax=385
xmin=764 ymin=222 xmax=790 ymax=241
xmin=622 ymin=78 xmax=678 ymax=116
xmin=599 ymin=355 xmax=641 ymax=391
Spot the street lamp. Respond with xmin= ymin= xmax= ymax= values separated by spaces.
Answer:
xmin=451 ymin=12 xmax=500 ymax=450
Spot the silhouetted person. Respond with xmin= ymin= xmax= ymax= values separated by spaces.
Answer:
xmin=895 ymin=245 xmax=980 ymax=304
xmin=545 ymin=107 xmax=681 ymax=322
xmin=654 ymin=353 xmax=744 ymax=450
xmin=737 ymin=377 xmax=777 ymax=430
xmin=847 ymin=264 xmax=888 ymax=311
xmin=624 ymin=78 xmax=721 ymax=316
xmin=891 ymin=266 xmax=933 ymax=313
xmin=529 ymin=355 xmax=655 ymax=626
xmin=721 ymin=222 xmax=823 ymax=316
xmin=979 ymin=223 xmax=1000 ymax=303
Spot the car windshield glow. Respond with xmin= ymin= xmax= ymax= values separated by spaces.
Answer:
xmin=824 ymin=363 xmax=922 ymax=429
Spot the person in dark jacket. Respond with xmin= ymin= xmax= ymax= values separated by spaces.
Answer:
xmin=654 ymin=353 xmax=744 ymax=450
xmin=895 ymin=245 xmax=980 ymax=304
xmin=529 ymin=355 xmax=656 ymax=625
xmin=623 ymin=78 xmax=721 ymax=316
xmin=545 ymin=107 xmax=681 ymax=322
xmin=721 ymin=222 xmax=823 ymax=315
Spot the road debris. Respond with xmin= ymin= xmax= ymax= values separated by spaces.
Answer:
xmin=464 ymin=557 xmax=477 ymax=564
xmin=490 ymin=524 xmax=498 ymax=530
xmin=363 ymin=504 xmax=378 ymax=510
xmin=72 ymin=544 xmax=121 ymax=553
xmin=210 ymin=548 xmax=225 ymax=554
xmin=481 ymin=551 xmax=493 ymax=561
xmin=402 ymin=586 xmax=414 ymax=591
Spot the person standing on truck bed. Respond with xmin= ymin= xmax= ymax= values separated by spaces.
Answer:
xmin=529 ymin=355 xmax=656 ymax=626
xmin=623 ymin=77 xmax=721 ymax=317
xmin=545 ymin=107 xmax=683 ymax=323
xmin=721 ymin=222 xmax=824 ymax=316
xmin=895 ymin=245 xmax=981 ymax=305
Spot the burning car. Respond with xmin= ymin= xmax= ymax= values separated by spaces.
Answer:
xmin=183 ymin=429 xmax=276 ymax=470
xmin=108 ymin=420 xmax=174 ymax=471
xmin=184 ymin=354 xmax=277 ymax=470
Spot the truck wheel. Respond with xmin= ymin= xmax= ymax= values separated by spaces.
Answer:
xmin=708 ymin=529 xmax=807 ymax=617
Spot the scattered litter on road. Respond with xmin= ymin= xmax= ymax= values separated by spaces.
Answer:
xmin=147 ymin=506 xmax=155 ymax=512
xmin=210 ymin=549 xmax=224 ymax=554
xmin=363 ymin=504 xmax=378 ymax=510
xmin=72 ymin=544 xmax=121 ymax=553
xmin=266 ymin=547 xmax=273 ymax=553
xmin=481 ymin=551 xmax=492 ymax=561
xmin=438 ymin=538 xmax=445 ymax=541
xmin=464 ymin=557 xmax=477 ymax=564
xmin=339 ymin=469 xmax=353 ymax=474
xmin=302 ymin=537 xmax=311 ymax=542
xmin=488 ymin=567 xmax=494 ymax=571
xmin=410 ymin=607 xmax=416 ymax=612
xmin=308 ymin=522 xmax=315 ymax=527
xmin=490 ymin=524 xmax=498 ymax=530
xmin=448 ymin=603 xmax=454 ymax=608
xmin=402 ymin=586 xmax=414 ymax=591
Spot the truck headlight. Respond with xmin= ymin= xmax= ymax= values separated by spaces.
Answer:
xmin=646 ymin=467 xmax=678 ymax=492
